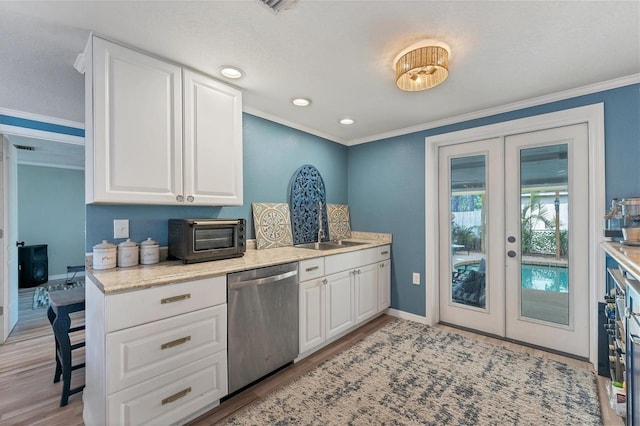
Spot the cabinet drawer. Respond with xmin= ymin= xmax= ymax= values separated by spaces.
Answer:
xmin=107 ymin=351 xmax=227 ymax=426
xmin=325 ymin=247 xmax=379 ymax=275
xmin=106 ymin=305 xmax=226 ymax=394
xmin=106 ymin=276 xmax=226 ymax=332
xmin=377 ymin=245 xmax=391 ymax=261
xmin=299 ymin=258 xmax=325 ymax=282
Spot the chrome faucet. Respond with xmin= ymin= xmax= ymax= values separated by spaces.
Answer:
xmin=317 ymin=201 xmax=324 ymax=244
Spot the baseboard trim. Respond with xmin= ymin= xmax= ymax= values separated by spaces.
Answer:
xmin=386 ymin=308 xmax=429 ymax=324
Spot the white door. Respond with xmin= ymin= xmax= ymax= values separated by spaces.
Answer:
xmin=1 ymin=136 xmax=19 ymax=342
xmin=438 ymin=124 xmax=590 ymax=358
xmin=439 ymin=138 xmax=505 ymax=337
xmin=504 ymin=124 xmax=589 ymax=357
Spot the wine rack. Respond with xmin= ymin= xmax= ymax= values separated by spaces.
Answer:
xmin=606 ymin=267 xmax=626 ymax=386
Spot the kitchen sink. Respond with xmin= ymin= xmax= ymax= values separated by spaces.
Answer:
xmin=294 ymin=242 xmax=342 ymax=250
xmin=294 ymin=240 xmax=368 ymax=250
xmin=329 ymin=240 xmax=367 ymax=247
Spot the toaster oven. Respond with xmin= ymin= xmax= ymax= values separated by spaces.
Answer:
xmin=168 ymin=218 xmax=246 ymax=264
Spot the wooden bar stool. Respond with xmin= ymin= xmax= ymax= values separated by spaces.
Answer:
xmin=47 ymin=286 xmax=86 ymax=406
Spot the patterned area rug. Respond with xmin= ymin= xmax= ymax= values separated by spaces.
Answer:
xmin=32 ymin=281 xmax=85 ymax=310
xmin=221 ymin=319 xmax=601 ymax=425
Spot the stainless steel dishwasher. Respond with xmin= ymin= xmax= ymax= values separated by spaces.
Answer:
xmin=227 ymin=262 xmax=298 ymax=394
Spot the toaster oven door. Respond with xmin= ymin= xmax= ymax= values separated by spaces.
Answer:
xmin=193 ymin=227 xmax=236 ymax=251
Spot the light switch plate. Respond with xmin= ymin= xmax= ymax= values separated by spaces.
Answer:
xmin=114 ymin=219 xmax=129 ymax=239
xmin=412 ymin=272 xmax=420 ymax=285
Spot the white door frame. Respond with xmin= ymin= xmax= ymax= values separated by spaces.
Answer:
xmin=425 ymin=103 xmax=605 ymax=368
xmin=0 ymin=108 xmax=83 ymax=344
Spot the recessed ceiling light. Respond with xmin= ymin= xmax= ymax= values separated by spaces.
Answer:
xmin=340 ymin=118 xmax=355 ymax=125
xmin=219 ymin=66 xmax=244 ymax=79
xmin=292 ymin=98 xmax=311 ymax=107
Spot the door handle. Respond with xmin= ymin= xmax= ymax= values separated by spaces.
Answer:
xmin=507 ymin=250 xmax=517 ymax=258
xmin=507 ymin=236 xmax=516 ymax=243
xmin=16 ymin=241 xmax=25 ymax=247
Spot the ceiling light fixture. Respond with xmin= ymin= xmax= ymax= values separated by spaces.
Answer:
xmin=339 ymin=118 xmax=354 ymax=125
xmin=394 ymin=40 xmax=450 ymax=91
xmin=292 ymin=98 xmax=311 ymax=107
xmin=219 ymin=66 xmax=244 ymax=79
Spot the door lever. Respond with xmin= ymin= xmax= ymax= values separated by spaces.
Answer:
xmin=16 ymin=241 xmax=25 ymax=247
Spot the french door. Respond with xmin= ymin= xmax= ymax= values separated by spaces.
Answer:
xmin=438 ymin=124 xmax=589 ymax=358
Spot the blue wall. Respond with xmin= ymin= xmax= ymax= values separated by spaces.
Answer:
xmin=348 ymin=83 xmax=640 ymax=316
xmin=85 ymin=113 xmax=348 ymax=249
xmin=18 ymin=165 xmax=85 ymax=276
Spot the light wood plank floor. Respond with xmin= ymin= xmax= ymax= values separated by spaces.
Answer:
xmin=1 ymin=310 xmax=621 ymax=425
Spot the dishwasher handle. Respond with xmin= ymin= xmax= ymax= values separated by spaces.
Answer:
xmin=229 ymin=270 xmax=297 ymax=290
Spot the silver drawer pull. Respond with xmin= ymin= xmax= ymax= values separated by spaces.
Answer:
xmin=161 ymin=387 xmax=192 ymax=405
xmin=161 ymin=336 xmax=191 ymax=350
xmin=381 ymin=251 xmax=389 ymax=255
xmin=306 ymin=266 xmax=319 ymax=272
xmin=161 ymin=294 xmax=191 ymax=304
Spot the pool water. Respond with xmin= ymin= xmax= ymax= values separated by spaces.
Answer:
xmin=456 ymin=262 xmax=568 ymax=293
xmin=521 ymin=264 xmax=568 ymax=293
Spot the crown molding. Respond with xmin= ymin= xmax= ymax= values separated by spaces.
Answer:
xmin=242 ymin=106 xmax=348 ymax=146
xmin=348 ymin=73 xmax=640 ymax=146
xmin=0 ymin=107 xmax=84 ymax=130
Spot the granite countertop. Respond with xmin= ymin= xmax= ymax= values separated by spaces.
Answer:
xmin=88 ymin=231 xmax=392 ymax=295
xmin=601 ymin=240 xmax=640 ymax=281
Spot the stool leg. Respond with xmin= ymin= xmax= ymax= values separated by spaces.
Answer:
xmin=47 ymin=306 xmax=62 ymax=383
xmin=51 ymin=312 xmax=72 ymax=407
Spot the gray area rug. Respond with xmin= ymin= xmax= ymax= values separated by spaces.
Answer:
xmin=221 ymin=319 xmax=601 ymax=425
xmin=32 ymin=281 xmax=85 ymax=310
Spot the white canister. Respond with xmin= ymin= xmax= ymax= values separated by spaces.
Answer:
xmin=117 ymin=239 xmax=139 ymax=267
xmin=140 ymin=237 xmax=160 ymax=265
xmin=93 ymin=240 xmax=117 ymax=270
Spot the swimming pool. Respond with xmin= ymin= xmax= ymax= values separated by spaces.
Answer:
xmin=521 ymin=264 xmax=568 ymax=293
xmin=455 ymin=262 xmax=568 ymax=292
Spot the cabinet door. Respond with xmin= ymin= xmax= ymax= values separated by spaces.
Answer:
xmin=183 ymin=69 xmax=243 ymax=205
xmin=325 ymin=271 xmax=354 ymax=339
xmin=354 ymin=263 xmax=378 ymax=324
xmin=90 ymin=37 xmax=183 ymax=204
xmin=299 ymin=278 xmax=326 ymax=354
xmin=378 ymin=259 xmax=391 ymax=312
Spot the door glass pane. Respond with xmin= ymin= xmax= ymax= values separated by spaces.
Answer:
xmin=519 ymin=144 xmax=569 ymax=325
xmin=450 ymin=155 xmax=486 ymax=309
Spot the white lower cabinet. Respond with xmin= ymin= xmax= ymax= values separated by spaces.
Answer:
xmin=298 ymin=245 xmax=391 ymax=357
xmin=378 ymin=259 xmax=391 ymax=311
xmin=354 ymin=263 xmax=378 ymax=324
xmin=84 ymin=275 xmax=228 ymax=426
xmin=299 ymin=278 xmax=326 ymax=354
xmin=107 ymin=351 xmax=227 ymax=426
xmin=325 ymin=270 xmax=355 ymax=339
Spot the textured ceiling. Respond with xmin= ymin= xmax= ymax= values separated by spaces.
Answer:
xmin=1 ymin=1 xmax=639 ymax=160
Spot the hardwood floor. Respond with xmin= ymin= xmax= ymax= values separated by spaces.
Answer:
xmin=1 ymin=310 xmax=622 ymax=425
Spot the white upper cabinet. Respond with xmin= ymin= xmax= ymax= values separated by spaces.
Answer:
xmin=183 ymin=70 xmax=243 ymax=205
xmin=85 ymin=36 xmax=243 ymax=206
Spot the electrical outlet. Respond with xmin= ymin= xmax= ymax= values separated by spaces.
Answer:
xmin=412 ymin=272 xmax=420 ymax=285
xmin=114 ymin=219 xmax=129 ymax=239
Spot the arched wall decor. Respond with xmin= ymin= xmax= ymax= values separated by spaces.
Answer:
xmin=289 ymin=164 xmax=329 ymax=245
